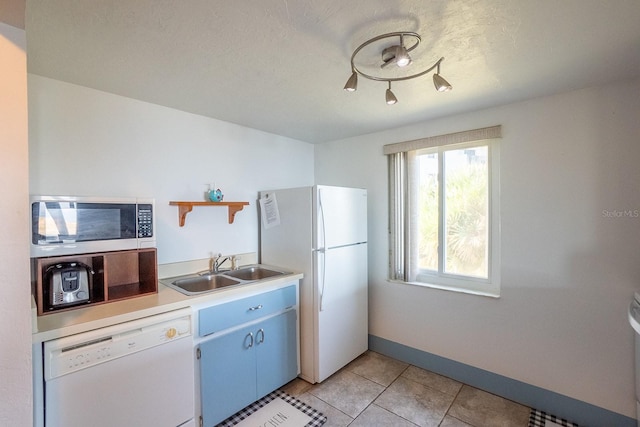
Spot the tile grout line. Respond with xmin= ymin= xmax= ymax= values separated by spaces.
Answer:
xmin=345 ymin=363 xmax=419 ymax=426
xmin=439 ymin=384 xmax=465 ymax=427
xmin=304 ymin=379 xmax=356 ymax=423
xmin=347 ymin=366 xmax=388 ymax=424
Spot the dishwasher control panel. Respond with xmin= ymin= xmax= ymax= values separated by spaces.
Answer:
xmin=44 ymin=309 xmax=192 ymax=380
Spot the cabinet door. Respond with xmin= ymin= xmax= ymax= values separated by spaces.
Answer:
xmin=255 ymin=309 xmax=298 ymax=398
xmin=200 ymin=324 xmax=257 ymax=427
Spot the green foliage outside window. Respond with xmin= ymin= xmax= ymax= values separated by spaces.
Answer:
xmin=418 ymin=147 xmax=488 ymax=278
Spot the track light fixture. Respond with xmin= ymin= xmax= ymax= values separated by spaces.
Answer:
xmin=433 ymin=62 xmax=452 ymax=92
xmin=344 ymin=71 xmax=358 ymax=92
xmin=385 ymin=82 xmax=397 ymax=105
xmin=343 ymin=31 xmax=452 ymax=105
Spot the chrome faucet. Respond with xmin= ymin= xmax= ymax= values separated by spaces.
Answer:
xmin=210 ymin=253 xmax=229 ymax=272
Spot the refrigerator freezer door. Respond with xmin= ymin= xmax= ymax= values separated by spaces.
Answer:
xmin=315 ymin=186 xmax=367 ymax=249
xmin=315 ymin=242 xmax=368 ymax=382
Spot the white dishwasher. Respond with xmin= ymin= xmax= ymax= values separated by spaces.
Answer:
xmin=43 ymin=308 xmax=195 ymax=427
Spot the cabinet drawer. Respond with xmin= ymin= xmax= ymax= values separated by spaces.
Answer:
xmin=198 ymin=285 xmax=296 ymax=337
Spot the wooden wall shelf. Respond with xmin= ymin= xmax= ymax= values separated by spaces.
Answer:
xmin=169 ymin=201 xmax=249 ymax=226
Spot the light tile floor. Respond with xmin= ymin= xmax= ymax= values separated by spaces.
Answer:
xmin=281 ymin=351 xmax=531 ymax=427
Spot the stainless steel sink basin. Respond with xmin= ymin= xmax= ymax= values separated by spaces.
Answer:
xmin=224 ymin=266 xmax=286 ymax=281
xmin=162 ymin=264 xmax=291 ymax=296
xmin=168 ymin=274 xmax=241 ymax=295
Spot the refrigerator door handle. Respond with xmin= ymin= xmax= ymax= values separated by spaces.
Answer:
xmin=318 ymin=187 xmax=326 ymax=250
xmin=318 ymin=247 xmax=326 ymax=311
xmin=318 ymin=188 xmax=327 ymax=311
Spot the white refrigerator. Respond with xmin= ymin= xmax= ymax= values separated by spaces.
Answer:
xmin=259 ymin=185 xmax=368 ymax=383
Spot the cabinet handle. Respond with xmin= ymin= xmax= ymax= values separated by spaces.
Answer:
xmin=248 ymin=304 xmax=263 ymax=311
xmin=246 ymin=332 xmax=254 ymax=348
xmin=257 ymin=328 xmax=265 ymax=344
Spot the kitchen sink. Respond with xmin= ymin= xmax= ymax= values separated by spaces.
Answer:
xmin=168 ymin=274 xmax=241 ymax=295
xmin=162 ymin=264 xmax=291 ymax=296
xmin=224 ymin=266 xmax=286 ymax=281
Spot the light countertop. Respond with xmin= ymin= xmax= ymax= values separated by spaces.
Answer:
xmin=32 ymin=272 xmax=303 ymax=343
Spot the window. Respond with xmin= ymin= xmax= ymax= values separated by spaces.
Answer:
xmin=385 ymin=126 xmax=501 ymax=297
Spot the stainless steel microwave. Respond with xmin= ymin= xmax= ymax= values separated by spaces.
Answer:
xmin=30 ymin=196 xmax=155 ymax=258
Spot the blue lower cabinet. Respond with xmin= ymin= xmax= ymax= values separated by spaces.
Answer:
xmin=200 ymin=323 xmax=257 ymax=426
xmin=199 ymin=309 xmax=298 ymax=427
xmin=256 ymin=310 xmax=298 ymax=398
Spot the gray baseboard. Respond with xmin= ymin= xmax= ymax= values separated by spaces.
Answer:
xmin=369 ymin=335 xmax=635 ymax=427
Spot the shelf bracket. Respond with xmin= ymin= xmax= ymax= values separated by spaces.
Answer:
xmin=175 ymin=204 xmax=194 ymax=227
xmin=227 ymin=204 xmax=246 ymax=224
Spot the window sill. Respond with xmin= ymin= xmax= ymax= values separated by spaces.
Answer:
xmin=387 ymin=279 xmax=500 ymax=298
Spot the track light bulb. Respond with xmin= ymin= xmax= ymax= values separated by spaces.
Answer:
xmin=344 ymin=71 xmax=358 ymax=92
xmin=381 ymin=45 xmax=412 ymax=69
xmin=395 ymin=46 xmax=411 ymax=67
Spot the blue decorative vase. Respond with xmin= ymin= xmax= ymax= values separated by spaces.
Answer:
xmin=208 ymin=188 xmax=224 ymax=202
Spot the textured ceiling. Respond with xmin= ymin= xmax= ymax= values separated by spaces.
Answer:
xmin=25 ymin=0 xmax=640 ymax=144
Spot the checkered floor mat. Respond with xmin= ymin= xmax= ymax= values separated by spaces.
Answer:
xmin=529 ymin=409 xmax=579 ymax=427
xmin=216 ymin=390 xmax=327 ymax=427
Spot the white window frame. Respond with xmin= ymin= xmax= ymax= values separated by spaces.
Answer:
xmin=385 ymin=126 xmax=501 ymax=298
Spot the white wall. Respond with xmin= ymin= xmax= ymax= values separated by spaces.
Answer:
xmin=25 ymin=65 xmax=640 ymax=419
xmin=0 ymin=22 xmax=32 ymax=426
xmin=28 ymin=75 xmax=315 ymax=264
xmin=315 ymin=78 xmax=640 ymax=418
